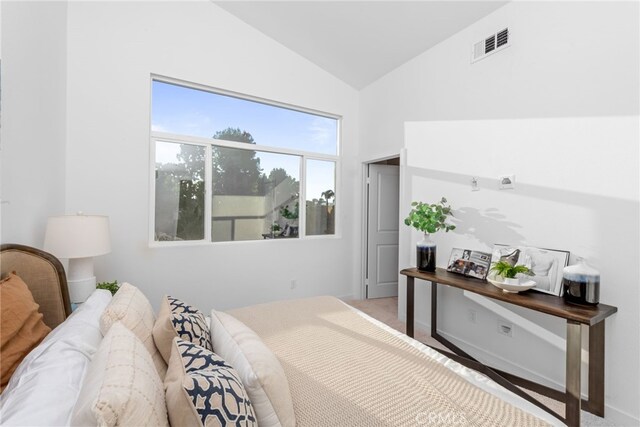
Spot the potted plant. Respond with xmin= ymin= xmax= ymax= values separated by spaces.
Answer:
xmin=270 ymin=223 xmax=281 ymax=237
xmin=404 ymin=197 xmax=456 ymax=272
xmin=279 ymin=202 xmax=299 ymax=237
xmin=489 ymin=261 xmax=534 ymax=285
xmin=280 ymin=203 xmax=298 ymax=223
xmin=96 ymin=280 xmax=120 ymax=295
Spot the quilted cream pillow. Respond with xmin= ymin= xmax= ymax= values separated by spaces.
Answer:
xmin=165 ymin=337 xmax=257 ymax=426
xmin=70 ymin=322 xmax=169 ymax=427
xmin=210 ymin=310 xmax=295 ymax=427
xmin=152 ymin=295 xmax=212 ymax=364
xmin=99 ymin=282 xmax=166 ymax=377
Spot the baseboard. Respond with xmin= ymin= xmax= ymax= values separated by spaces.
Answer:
xmin=602 ymin=407 xmax=640 ymax=427
xmin=437 ymin=330 xmax=565 ymax=391
xmin=413 ymin=317 xmax=429 ymax=335
xmin=396 ymin=314 xmax=437 ymax=340
xmin=414 ymin=316 xmax=573 ymax=393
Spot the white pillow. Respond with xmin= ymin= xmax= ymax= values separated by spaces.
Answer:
xmin=210 ymin=310 xmax=296 ymax=427
xmin=0 ymin=290 xmax=112 ymax=426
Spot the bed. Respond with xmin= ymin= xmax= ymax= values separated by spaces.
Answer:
xmin=0 ymin=244 xmax=563 ymax=426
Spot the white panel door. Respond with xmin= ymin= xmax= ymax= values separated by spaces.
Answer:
xmin=366 ymin=164 xmax=399 ymax=299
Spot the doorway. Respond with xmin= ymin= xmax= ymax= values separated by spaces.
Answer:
xmin=364 ymin=158 xmax=400 ymax=299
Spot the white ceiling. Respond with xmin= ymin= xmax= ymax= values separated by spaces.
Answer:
xmin=214 ymin=1 xmax=509 ymax=89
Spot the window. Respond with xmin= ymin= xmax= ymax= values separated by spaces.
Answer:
xmin=151 ymin=78 xmax=339 ymax=243
xmin=305 ymin=160 xmax=335 ymax=235
xmin=155 ymin=141 xmax=205 ymax=241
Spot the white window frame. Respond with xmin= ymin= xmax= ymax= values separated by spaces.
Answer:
xmin=148 ymin=75 xmax=341 ymax=246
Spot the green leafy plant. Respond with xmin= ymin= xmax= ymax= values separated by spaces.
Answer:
xmin=280 ymin=202 xmax=299 ymax=220
xmin=404 ymin=197 xmax=456 ymax=234
xmin=96 ymin=280 xmax=120 ymax=295
xmin=270 ymin=223 xmax=281 ymax=233
xmin=490 ymin=261 xmax=534 ymax=279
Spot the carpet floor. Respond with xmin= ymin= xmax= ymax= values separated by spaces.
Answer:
xmin=344 ymin=297 xmax=617 ymax=427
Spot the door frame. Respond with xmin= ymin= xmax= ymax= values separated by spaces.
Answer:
xmin=361 ymin=154 xmax=401 ymax=299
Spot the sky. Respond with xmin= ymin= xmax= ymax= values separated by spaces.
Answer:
xmin=152 ymin=81 xmax=337 ymax=200
xmin=151 ymin=80 xmax=338 ymax=155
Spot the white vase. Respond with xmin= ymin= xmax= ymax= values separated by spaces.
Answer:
xmin=417 ymin=233 xmax=436 ymax=272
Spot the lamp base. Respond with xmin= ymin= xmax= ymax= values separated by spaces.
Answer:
xmin=67 ymin=257 xmax=96 ymax=303
xmin=68 ymin=276 xmax=96 ymax=303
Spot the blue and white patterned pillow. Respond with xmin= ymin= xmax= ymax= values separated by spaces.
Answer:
xmin=152 ymin=295 xmax=213 ymax=364
xmin=170 ymin=312 xmax=212 ymax=352
xmin=165 ymin=338 xmax=257 ymax=427
xmin=167 ymin=296 xmax=200 ymax=315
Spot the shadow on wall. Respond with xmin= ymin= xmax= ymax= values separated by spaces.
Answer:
xmin=404 ymin=165 xmax=640 ymax=264
xmin=451 ymin=206 xmax=526 ymax=248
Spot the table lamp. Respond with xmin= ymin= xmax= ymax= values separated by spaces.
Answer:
xmin=44 ymin=213 xmax=111 ymax=303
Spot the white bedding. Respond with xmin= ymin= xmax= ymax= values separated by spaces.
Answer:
xmin=0 ymin=290 xmax=112 ymax=426
xmin=0 ymin=290 xmax=564 ymax=427
xmin=229 ymin=296 xmax=556 ymax=426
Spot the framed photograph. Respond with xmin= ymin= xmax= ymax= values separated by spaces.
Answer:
xmin=491 ymin=244 xmax=570 ymax=296
xmin=447 ymin=248 xmax=492 ymax=280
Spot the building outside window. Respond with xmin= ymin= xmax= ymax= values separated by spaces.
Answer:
xmin=151 ymin=78 xmax=340 ymax=243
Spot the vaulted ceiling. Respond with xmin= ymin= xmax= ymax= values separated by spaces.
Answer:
xmin=214 ymin=1 xmax=509 ymax=89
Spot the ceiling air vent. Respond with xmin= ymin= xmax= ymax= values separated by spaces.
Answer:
xmin=472 ymin=28 xmax=510 ymax=63
xmin=496 ymin=28 xmax=509 ymax=47
xmin=485 ymin=37 xmax=495 ymax=53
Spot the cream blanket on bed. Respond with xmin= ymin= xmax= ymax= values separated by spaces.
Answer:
xmin=228 ymin=296 xmax=549 ymax=427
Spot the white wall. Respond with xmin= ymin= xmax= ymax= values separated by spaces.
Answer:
xmin=1 ymin=1 xmax=68 ymax=246
xmin=63 ymin=1 xmax=360 ymax=310
xmin=2 ymin=0 xmax=638 ymax=422
xmin=404 ymin=117 xmax=639 ymax=424
xmin=360 ymin=1 xmax=639 ymax=159
xmin=360 ymin=2 xmax=639 ymax=424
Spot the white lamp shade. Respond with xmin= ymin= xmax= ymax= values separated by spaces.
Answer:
xmin=44 ymin=214 xmax=111 ymax=259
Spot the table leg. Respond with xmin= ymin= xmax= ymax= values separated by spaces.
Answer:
xmin=431 ymin=281 xmax=437 ymax=338
xmin=566 ymin=320 xmax=582 ymax=426
xmin=406 ymin=276 xmax=414 ymax=338
xmin=588 ymin=321 xmax=605 ymax=416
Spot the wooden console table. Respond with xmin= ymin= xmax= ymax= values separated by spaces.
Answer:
xmin=400 ymin=267 xmax=618 ymax=427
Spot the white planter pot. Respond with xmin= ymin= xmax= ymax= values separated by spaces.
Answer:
xmin=502 ymin=277 xmax=520 ymax=286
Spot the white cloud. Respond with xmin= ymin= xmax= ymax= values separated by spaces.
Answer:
xmin=307 ymin=117 xmax=338 ymax=155
xmin=151 ymin=123 xmax=169 ymax=133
